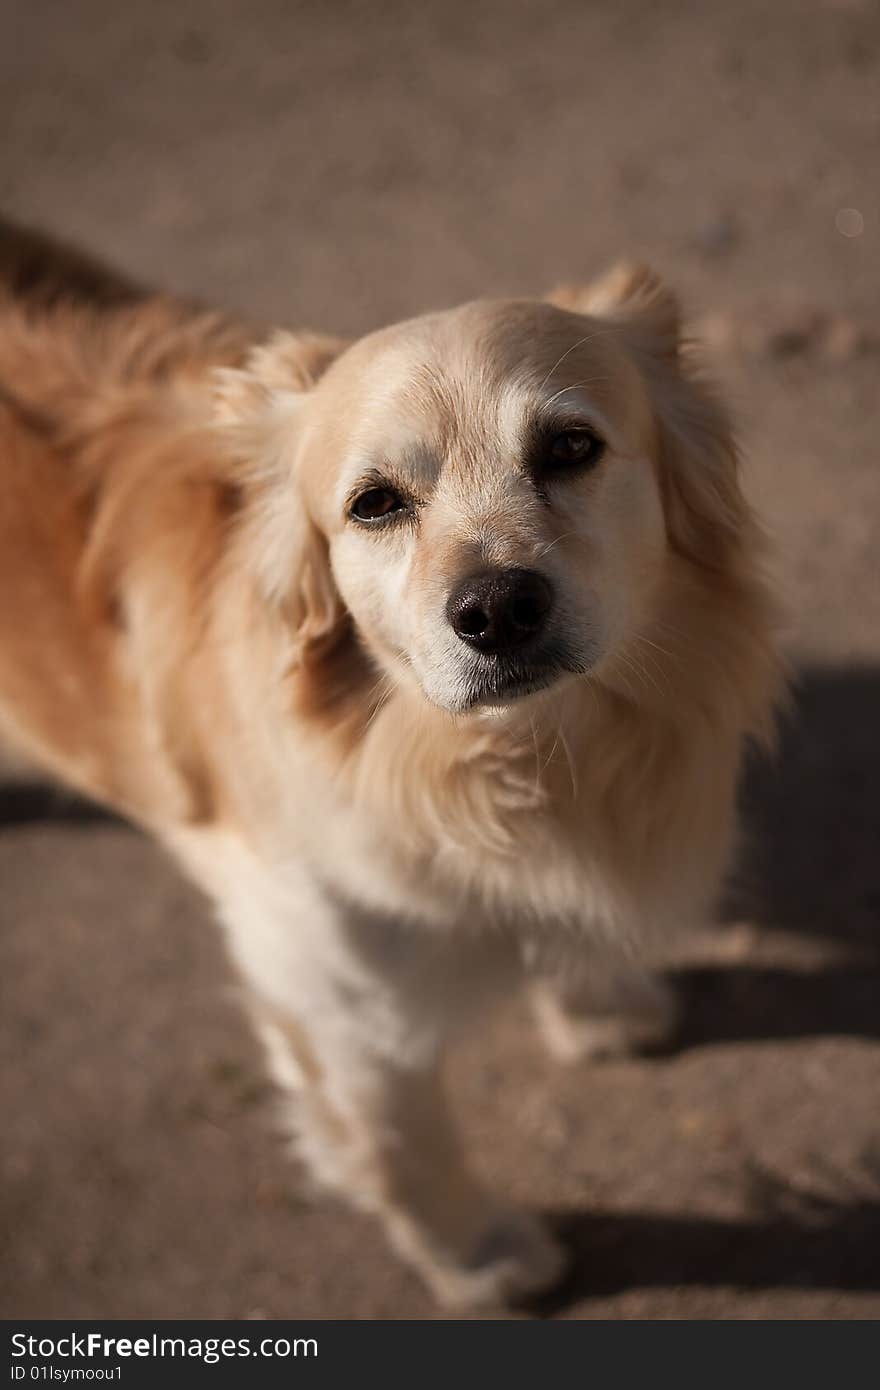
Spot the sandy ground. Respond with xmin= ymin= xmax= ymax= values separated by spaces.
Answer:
xmin=1 ymin=0 xmax=879 ymax=1320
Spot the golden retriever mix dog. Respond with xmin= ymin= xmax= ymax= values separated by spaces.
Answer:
xmin=0 ymin=220 xmax=781 ymax=1307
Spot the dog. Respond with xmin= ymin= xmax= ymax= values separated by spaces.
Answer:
xmin=0 ymin=220 xmax=782 ymax=1307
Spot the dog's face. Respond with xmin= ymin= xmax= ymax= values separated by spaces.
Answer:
xmin=226 ymin=266 xmax=739 ymax=716
xmin=301 ymin=298 xmax=665 ymax=713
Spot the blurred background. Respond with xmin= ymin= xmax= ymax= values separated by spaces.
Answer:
xmin=1 ymin=0 xmax=879 ymax=1319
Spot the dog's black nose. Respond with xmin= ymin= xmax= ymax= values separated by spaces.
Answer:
xmin=446 ymin=568 xmax=554 ymax=655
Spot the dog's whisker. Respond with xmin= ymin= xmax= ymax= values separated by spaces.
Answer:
xmin=528 ymin=715 xmax=543 ymax=796
xmin=534 ymin=530 xmax=580 ymax=561
xmin=536 ymin=327 xmax=620 ymax=394
xmin=621 ymin=648 xmax=665 ymax=699
xmin=628 ymin=636 xmax=677 ymax=694
xmin=541 ymin=726 xmax=561 ymax=782
xmin=556 ymin=721 xmax=579 ymax=799
xmin=604 ymin=651 xmax=647 ymax=706
xmin=633 ymin=634 xmax=678 ymax=663
xmin=362 ymin=680 xmax=396 ymax=733
xmin=543 ymin=376 xmax=611 ymax=408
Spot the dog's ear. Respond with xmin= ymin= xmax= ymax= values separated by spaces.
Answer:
xmin=215 ymin=331 xmax=348 ymax=647
xmin=550 ymin=265 xmax=748 ymax=571
xmin=548 ymin=262 xmax=680 ymax=358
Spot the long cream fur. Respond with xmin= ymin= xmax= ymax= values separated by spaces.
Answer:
xmin=0 ymin=221 xmax=782 ymax=1306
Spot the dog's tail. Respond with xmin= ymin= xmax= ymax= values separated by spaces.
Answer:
xmin=0 ymin=215 xmax=148 ymax=313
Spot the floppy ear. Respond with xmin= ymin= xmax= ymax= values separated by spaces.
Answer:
xmin=549 ymin=262 xmax=680 ymax=358
xmin=550 ymin=264 xmax=749 ymax=572
xmin=214 ymin=330 xmax=348 ymax=648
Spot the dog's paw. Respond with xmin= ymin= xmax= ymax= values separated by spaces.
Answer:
xmin=426 ymin=1209 xmax=568 ymax=1309
xmin=532 ymin=975 xmax=679 ymax=1063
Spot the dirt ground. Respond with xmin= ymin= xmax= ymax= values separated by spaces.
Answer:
xmin=1 ymin=0 xmax=879 ymax=1320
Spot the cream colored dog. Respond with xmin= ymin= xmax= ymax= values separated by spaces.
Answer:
xmin=0 ymin=223 xmax=781 ymax=1307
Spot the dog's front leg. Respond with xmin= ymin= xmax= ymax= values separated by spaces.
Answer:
xmin=220 ymin=877 xmax=565 ymax=1308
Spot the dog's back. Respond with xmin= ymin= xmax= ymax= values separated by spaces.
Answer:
xmin=0 ymin=217 xmax=149 ymax=314
xmin=0 ymin=220 xmax=255 ymax=814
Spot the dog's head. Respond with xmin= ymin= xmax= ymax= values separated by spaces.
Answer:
xmin=219 ymin=266 xmax=748 ymax=717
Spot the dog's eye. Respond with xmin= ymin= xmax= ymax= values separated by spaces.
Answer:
xmin=350 ymin=487 xmax=405 ymax=522
xmin=545 ymin=427 xmax=606 ymax=470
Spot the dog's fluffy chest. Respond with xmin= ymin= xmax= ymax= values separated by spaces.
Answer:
xmin=290 ymin=720 xmax=635 ymax=941
xmin=316 ymin=793 xmax=607 ymax=934
xmin=283 ymin=693 xmax=735 ymax=947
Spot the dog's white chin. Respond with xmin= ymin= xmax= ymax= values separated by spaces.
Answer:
xmin=420 ymin=665 xmax=579 ymax=717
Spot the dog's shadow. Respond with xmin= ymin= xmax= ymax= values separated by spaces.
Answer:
xmin=661 ymin=663 xmax=880 ymax=1047
xmin=731 ymin=664 xmax=880 ymax=956
xmin=531 ymin=1165 xmax=880 ymax=1314
xmin=535 ymin=664 xmax=880 ymax=1312
xmin=666 ymin=960 xmax=880 ymax=1047
xmin=0 ymin=779 xmax=121 ymax=827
